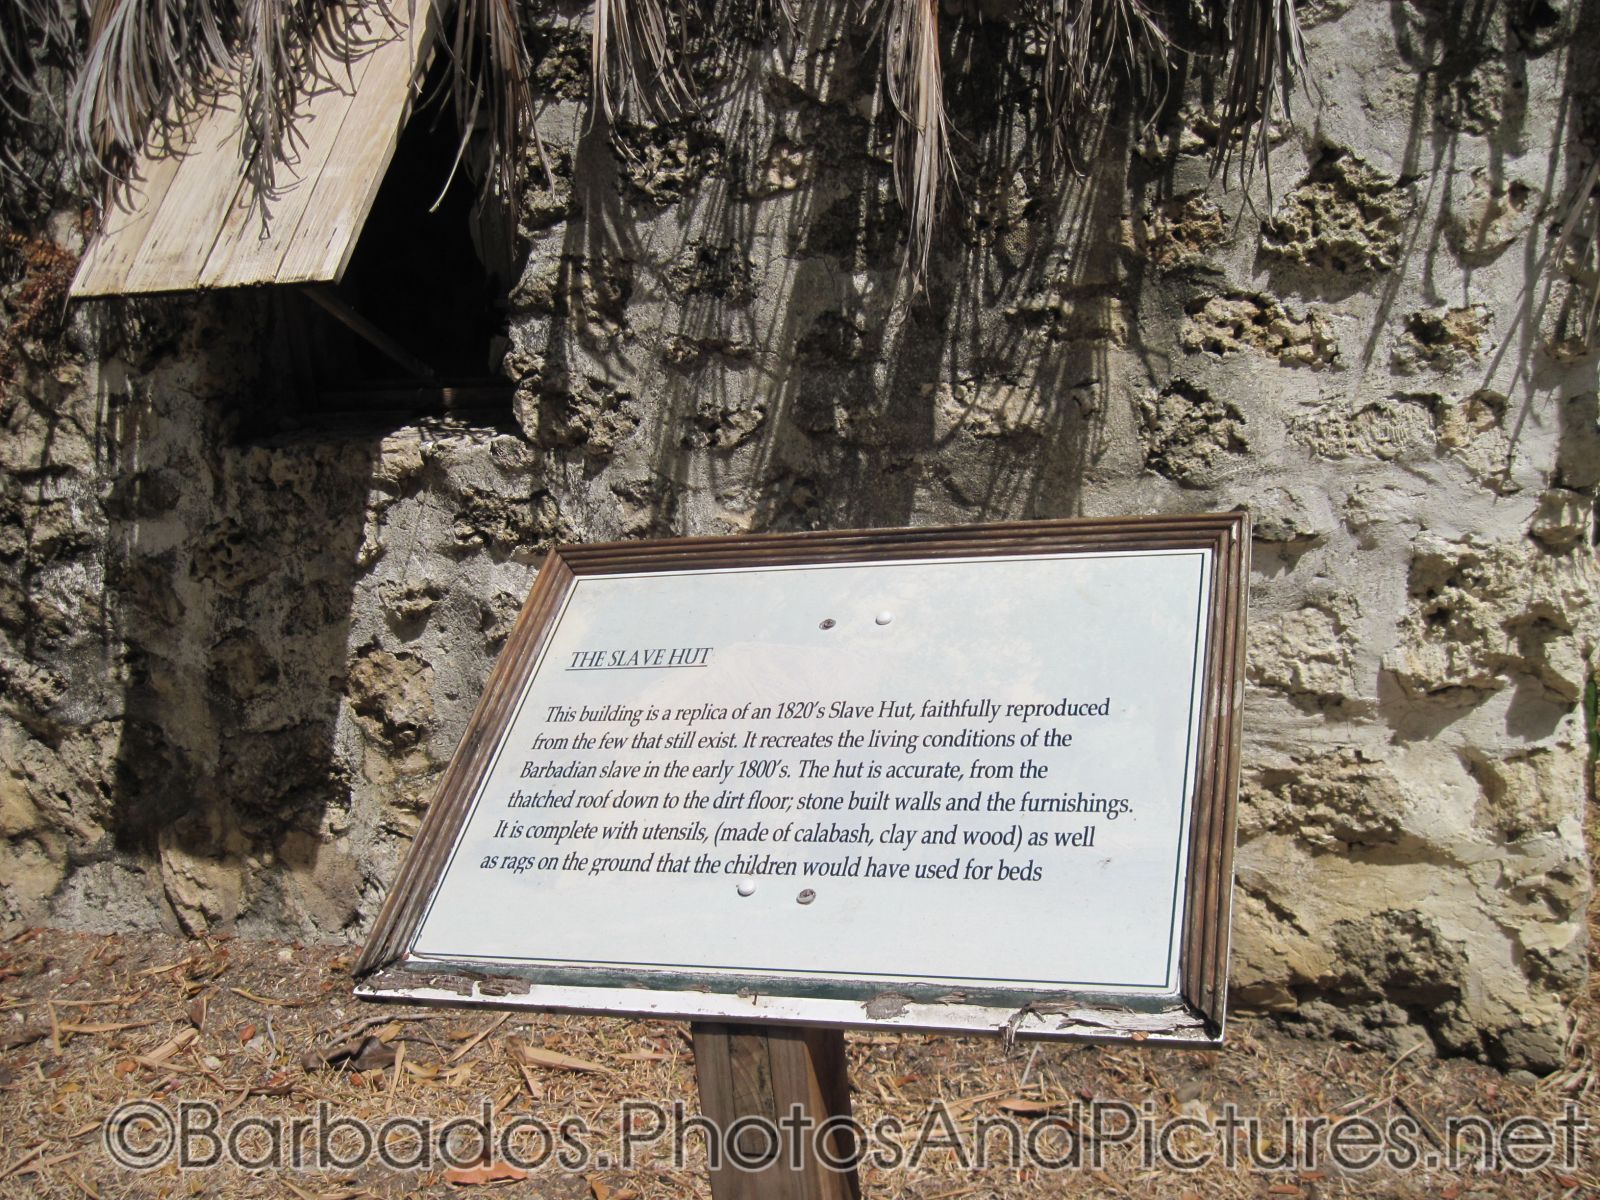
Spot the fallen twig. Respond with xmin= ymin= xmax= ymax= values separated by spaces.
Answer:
xmin=447 ymin=1012 xmax=510 ymax=1065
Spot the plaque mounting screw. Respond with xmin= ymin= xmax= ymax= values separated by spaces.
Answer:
xmin=736 ymin=878 xmax=756 ymax=897
xmin=875 ymin=611 xmax=893 ymax=625
xmin=819 ymin=619 xmax=836 ymax=630
xmin=797 ymin=889 xmax=816 ymax=905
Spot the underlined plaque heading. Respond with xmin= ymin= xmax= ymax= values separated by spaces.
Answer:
xmin=358 ymin=515 xmax=1249 ymax=1046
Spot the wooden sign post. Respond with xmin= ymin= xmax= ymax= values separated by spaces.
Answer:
xmin=355 ymin=515 xmax=1249 ymax=1195
xmin=692 ymin=1023 xmax=859 ymax=1199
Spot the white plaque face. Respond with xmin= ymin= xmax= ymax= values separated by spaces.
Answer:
xmin=409 ymin=549 xmax=1213 ymax=999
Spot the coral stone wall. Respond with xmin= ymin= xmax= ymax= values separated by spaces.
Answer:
xmin=1 ymin=0 xmax=1597 ymax=1070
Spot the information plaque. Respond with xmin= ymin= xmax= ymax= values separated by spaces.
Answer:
xmin=357 ymin=515 xmax=1249 ymax=1046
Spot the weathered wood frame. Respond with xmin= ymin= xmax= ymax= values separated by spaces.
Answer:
xmin=355 ymin=513 xmax=1250 ymax=1046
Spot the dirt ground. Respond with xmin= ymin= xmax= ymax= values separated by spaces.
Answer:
xmin=0 ymin=926 xmax=1595 ymax=1200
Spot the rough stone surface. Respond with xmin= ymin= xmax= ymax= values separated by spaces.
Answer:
xmin=1261 ymin=150 xmax=1413 ymax=274
xmin=1137 ymin=380 xmax=1251 ymax=487
xmin=1132 ymin=192 xmax=1228 ymax=270
xmin=1385 ymin=538 xmax=1595 ymax=703
xmin=0 ymin=0 xmax=1597 ymax=1072
xmin=1443 ymin=169 xmax=1539 ymax=263
xmin=1394 ymin=305 xmax=1493 ymax=373
xmin=1182 ymin=293 xmax=1339 ymax=367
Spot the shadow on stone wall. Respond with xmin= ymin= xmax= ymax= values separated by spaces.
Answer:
xmin=98 ymin=293 xmax=379 ymax=935
xmin=518 ymin=0 xmax=1174 ymax=534
xmin=1342 ymin=0 xmax=1600 ymax=389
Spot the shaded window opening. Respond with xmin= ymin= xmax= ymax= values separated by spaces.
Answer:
xmin=266 ymin=59 xmax=516 ymax=427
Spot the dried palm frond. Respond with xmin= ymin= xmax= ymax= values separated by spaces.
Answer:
xmin=1039 ymin=0 xmax=1171 ymax=169
xmin=590 ymin=0 xmax=695 ymax=128
xmin=874 ymin=0 xmax=953 ymax=288
xmin=1212 ymin=0 xmax=1307 ymax=192
xmin=71 ymin=0 xmax=214 ymax=174
xmin=447 ymin=0 xmax=537 ymax=207
xmin=10 ymin=0 xmax=1330 ymax=290
xmin=0 ymin=0 xmax=80 ymax=125
xmin=68 ymin=0 xmax=399 ymax=218
xmin=238 ymin=1 xmax=399 ymax=221
xmin=237 ymin=2 xmax=318 ymax=212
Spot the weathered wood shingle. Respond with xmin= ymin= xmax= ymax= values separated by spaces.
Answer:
xmin=71 ymin=0 xmax=433 ymax=297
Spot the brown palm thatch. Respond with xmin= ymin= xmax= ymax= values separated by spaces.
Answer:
xmin=445 ymin=0 xmax=536 ymax=207
xmin=1211 ymin=0 xmax=1306 ymax=196
xmin=875 ymin=0 xmax=952 ymax=286
xmin=4 ymin=0 xmax=1319 ymax=286
xmin=1040 ymin=0 xmax=1172 ymax=169
xmin=589 ymin=0 xmax=694 ymax=129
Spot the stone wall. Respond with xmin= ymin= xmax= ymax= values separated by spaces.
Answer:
xmin=1 ymin=0 xmax=1597 ymax=1071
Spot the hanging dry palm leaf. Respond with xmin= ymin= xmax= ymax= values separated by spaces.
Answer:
xmin=0 ymin=1 xmax=81 ymax=125
xmin=237 ymin=1 xmax=397 ymax=222
xmin=1039 ymin=0 xmax=1171 ymax=168
xmin=447 ymin=0 xmax=537 ymax=207
xmin=237 ymin=1 xmax=317 ymax=213
xmin=68 ymin=0 xmax=397 ymax=219
xmin=40 ymin=0 xmax=1322 ymax=285
xmin=874 ymin=0 xmax=952 ymax=287
xmin=72 ymin=0 xmax=210 ymax=173
xmin=1213 ymin=0 xmax=1307 ymax=192
xmin=589 ymin=0 xmax=695 ymax=128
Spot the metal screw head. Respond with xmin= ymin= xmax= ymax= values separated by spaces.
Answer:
xmin=796 ymin=889 xmax=816 ymax=905
xmin=819 ymin=618 xmax=836 ymax=630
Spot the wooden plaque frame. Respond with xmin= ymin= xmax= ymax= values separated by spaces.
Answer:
xmin=355 ymin=513 xmax=1249 ymax=1047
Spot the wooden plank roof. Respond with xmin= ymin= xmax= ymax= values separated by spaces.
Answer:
xmin=71 ymin=0 xmax=434 ymax=297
